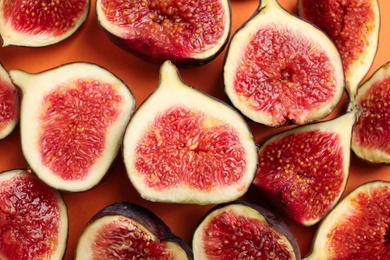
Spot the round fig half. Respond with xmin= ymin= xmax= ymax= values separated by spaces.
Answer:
xmin=0 ymin=0 xmax=90 ymax=47
xmin=192 ymin=200 xmax=301 ymax=259
xmin=75 ymin=202 xmax=193 ymax=259
xmin=0 ymin=62 xmax=19 ymax=140
xmin=0 ymin=169 xmax=68 ymax=260
xmin=96 ymin=0 xmax=231 ymax=66
xmin=253 ymin=111 xmax=357 ymax=226
xmin=304 ymin=180 xmax=390 ymax=259
xmin=9 ymin=62 xmax=136 ymax=192
xmin=223 ymin=0 xmax=345 ymax=127
xmin=349 ymin=61 xmax=390 ymax=164
xmin=122 ymin=60 xmax=258 ymax=204
xmin=298 ymin=0 xmax=380 ymax=99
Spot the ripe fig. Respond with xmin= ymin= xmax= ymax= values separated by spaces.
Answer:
xmin=223 ymin=0 xmax=345 ymax=127
xmin=75 ymin=202 xmax=193 ymax=259
xmin=192 ymin=200 xmax=301 ymax=259
xmin=96 ymin=0 xmax=231 ymax=66
xmin=122 ymin=60 xmax=258 ymax=204
xmin=304 ymin=180 xmax=390 ymax=259
xmin=349 ymin=61 xmax=390 ymax=164
xmin=0 ymin=63 xmax=19 ymax=140
xmin=9 ymin=62 xmax=136 ymax=192
xmin=253 ymin=111 xmax=357 ymax=226
xmin=0 ymin=169 xmax=68 ymax=260
xmin=298 ymin=0 xmax=380 ymax=99
xmin=0 ymin=0 xmax=90 ymax=47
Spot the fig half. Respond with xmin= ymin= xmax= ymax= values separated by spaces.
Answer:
xmin=123 ymin=60 xmax=258 ymax=204
xmin=304 ymin=180 xmax=390 ymax=259
xmin=192 ymin=200 xmax=301 ymax=259
xmin=9 ymin=62 xmax=136 ymax=192
xmin=0 ymin=169 xmax=68 ymax=260
xmin=0 ymin=0 xmax=90 ymax=47
xmin=223 ymin=0 xmax=345 ymax=127
xmin=76 ymin=202 xmax=193 ymax=259
xmin=96 ymin=0 xmax=231 ymax=66
xmin=253 ymin=111 xmax=357 ymax=226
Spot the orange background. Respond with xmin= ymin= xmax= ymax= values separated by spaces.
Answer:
xmin=0 ymin=0 xmax=389 ymax=258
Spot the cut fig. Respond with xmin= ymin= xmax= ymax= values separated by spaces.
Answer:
xmin=0 ymin=62 xmax=19 ymax=140
xmin=9 ymin=62 xmax=135 ymax=192
xmin=192 ymin=200 xmax=301 ymax=259
xmin=75 ymin=202 xmax=193 ymax=259
xmin=304 ymin=180 xmax=390 ymax=259
xmin=0 ymin=169 xmax=68 ymax=260
xmin=122 ymin=60 xmax=258 ymax=204
xmin=0 ymin=0 xmax=90 ymax=47
xmin=298 ymin=0 xmax=380 ymax=99
xmin=96 ymin=0 xmax=231 ymax=66
xmin=349 ymin=61 xmax=390 ymax=164
xmin=253 ymin=111 xmax=357 ymax=226
xmin=223 ymin=0 xmax=345 ymax=127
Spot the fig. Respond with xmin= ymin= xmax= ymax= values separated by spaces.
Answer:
xmin=192 ymin=200 xmax=301 ymax=259
xmin=75 ymin=202 xmax=193 ymax=259
xmin=349 ymin=61 xmax=390 ymax=164
xmin=0 ymin=169 xmax=68 ymax=260
xmin=304 ymin=180 xmax=390 ymax=259
xmin=0 ymin=63 xmax=19 ymax=140
xmin=122 ymin=60 xmax=258 ymax=204
xmin=0 ymin=0 xmax=90 ymax=47
xmin=9 ymin=62 xmax=136 ymax=192
xmin=298 ymin=0 xmax=380 ymax=99
xmin=253 ymin=111 xmax=357 ymax=226
xmin=95 ymin=0 xmax=231 ymax=66
xmin=223 ymin=0 xmax=345 ymax=127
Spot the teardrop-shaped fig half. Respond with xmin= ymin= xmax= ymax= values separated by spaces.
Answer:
xmin=349 ymin=61 xmax=390 ymax=164
xmin=0 ymin=169 xmax=68 ymax=260
xmin=123 ymin=60 xmax=258 ymax=204
xmin=76 ymin=202 xmax=193 ymax=259
xmin=192 ymin=200 xmax=301 ymax=260
xmin=9 ymin=62 xmax=136 ymax=192
xmin=253 ymin=111 xmax=357 ymax=226
xmin=0 ymin=62 xmax=19 ymax=140
xmin=96 ymin=0 xmax=231 ymax=66
xmin=223 ymin=0 xmax=345 ymax=127
xmin=298 ymin=0 xmax=380 ymax=99
xmin=304 ymin=180 xmax=390 ymax=260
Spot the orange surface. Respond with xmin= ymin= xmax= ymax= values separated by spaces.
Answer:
xmin=0 ymin=0 xmax=389 ymax=259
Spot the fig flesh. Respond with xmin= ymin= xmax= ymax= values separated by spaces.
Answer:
xmin=304 ymin=180 xmax=390 ymax=259
xmin=0 ymin=169 xmax=68 ymax=260
xmin=192 ymin=200 xmax=301 ymax=259
xmin=253 ymin=111 xmax=357 ymax=226
xmin=96 ymin=0 xmax=231 ymax=66
xmin=9 ymin=62 xmax=136 ymax=192
xmin=122 ymin=60 xmax=258 ymax=204
xmin=0 ymin=0 xmax=90 ymax=47
xmin=75 ymin=202 xmax=193 ymax=259
xmin=298 ymin=0 xmax=380 ymax=99
xmin=223 ymin=0 xmax=345 ymax=127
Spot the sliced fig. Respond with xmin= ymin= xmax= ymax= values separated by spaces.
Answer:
xmin=0 ymin=169 xmax=68 ymax=260
xmin=75 ymin=202 xmax=193 ymax=259
xmin=0 ymin=0 xmax=90 ymax=47
xmin=9 ymin=62 xmax=135 ymax=192
xmin=122 ymin=60 xmax=258 ymax=204
xmin=349 ymin=61 xmax=390 ymax=164
xmin=298 ymin=0 xmax=380 ymax=99
xmin=223 ymin=0 xmax=345 ymax=127
xmin=192 ymin=200 xmax=301 ymax=259
xmin=304 ymin=180 xmax=390 ymax=259
xmin=0 ymin=63 xmax=19 ymax=140
xmin=96 ymin=0 xmax=231 ymax=66
xmin=253 ymin=111 xmax=357 ymax=226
